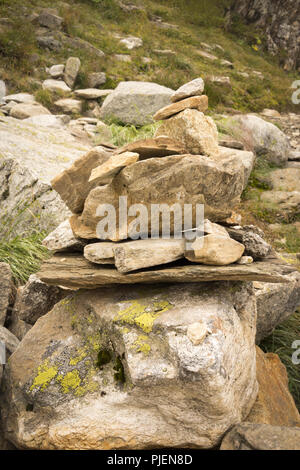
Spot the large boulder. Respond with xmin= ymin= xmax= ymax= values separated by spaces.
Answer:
xmin=71 ymin=153 xmax=247 ymax=240
xmin=1 ymin=282 xmax=258 ymax=449
xmin=221 ymin=114 xmax=290 ymax=165
xmin=255 ymin=272 xmax=300 ymax=343
xmin=0 ymin=116 xmax=90 ymax=237
xmin=9 ymin=102 xmax=51 ymax=120
xmin=100 ymin=81 xmax=174 ymax=126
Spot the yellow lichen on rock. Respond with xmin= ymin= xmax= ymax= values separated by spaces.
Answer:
xmin=114 ymin=299 xmax=172 ymax=333
xmin=30 ymin=360 xmax=58 ymax=391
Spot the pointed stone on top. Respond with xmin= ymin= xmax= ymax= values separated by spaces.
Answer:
xmin=171 ymin=78 xmax=205 ymax=103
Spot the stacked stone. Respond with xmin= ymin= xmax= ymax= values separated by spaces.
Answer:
xmin=39 ymin=78 xmax=280 ymax=280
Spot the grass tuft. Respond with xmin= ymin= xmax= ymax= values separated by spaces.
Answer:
xmin=0 ymin=231 xmax=50 ymax=284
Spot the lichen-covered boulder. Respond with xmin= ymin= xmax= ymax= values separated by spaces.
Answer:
xmin=1 ymin=282 xmax=258 ymax=450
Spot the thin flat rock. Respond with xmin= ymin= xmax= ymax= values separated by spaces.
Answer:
xmin=116 ymin=136 xmax=185 ymax=159
xmin=38 ymin=254 xmax=295 ymax=289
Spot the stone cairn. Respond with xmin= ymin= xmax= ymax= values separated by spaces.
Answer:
xmin=3 ymin=78 xmax=298 ymax=451
xmin=40 ymin=77 xmax=288 ymax=287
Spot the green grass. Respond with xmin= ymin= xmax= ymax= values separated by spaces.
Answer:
xmin=107 ymin=122 xmax=160 ymax=146
xmin=0 ymin=0 xmax=298 ymax=113
xmin=0 ymin=231 xmax=50 ymax=284
xmin=261 ymin=311 xmax=300 ymax=411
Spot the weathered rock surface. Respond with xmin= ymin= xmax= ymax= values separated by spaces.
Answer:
xmin=38 ymin=254 xmax=293 ymax=289
xmin=64 ymin=57 xmax=81 ymax=89
xmin=12 ymin=275 xmax=67 ymax=326
xmin=89 ymin=152 xmax=139 ymax=185
xmin=221 ymin=114 xmax=290 ymax=165
xmin=221 ymin=423 xmax=300 ymax=450
xmin=153 ymin=95 xmax=208 ymax=121
xmin=42 ymin=79 xmax=71 ymax=94
xmin=10 ymin=102 xmax=51 ymax=119
xmin=51 ymin=148 xmax=109 ymax=214
xmin=84 ymin=242 xmax=115 ymax=264
xmin=155 ymin=109 xmax=219 ymax=156
xmin=116 ymin=136 xmax=185 ymax=159
xmin=71 ymin=152 xmax=250 ymax=240
xmin=185 ymin=235 xmax=245 ymax=265
xmin=214 ymin=146 xmax=255 ymax=189
xmin=42 ymin=219 xmax=86 ymax=252
xmin=54 ymin=98 xmax=82 ymax=114
xmin=0 ymin=326 xmax=19 ymax=357
xmin=100 ymin=81 xmax=174 ymax=126
xmin=0 ymin=80 xmax=6 ymax=100
xmin=0 ymin=116 xmax=90 ymax=237
xmin=48 ymin=64 xmax=64 ymax=78
xmin=268 ymin=168 xmax=300 ymax=192
xmin=87 ymin=72 xmax=106 ymax=88
xmin=119 ymin=36 xmax=143 ymax=49
xmin=261 ymin=191 xmax=300 ymax=216
xmin=229 ymin=0 xmax=300 ymax=71
xmin=37 ymin=9 xmax=63 ymax=30
xmin=255 ymin=272 xmax=300 ymax=343
xmin=6 ymin=309 xmax=32 ymax=342
xmin=246 ymin=347 xmax=300 ymax=427
xmin=0 ymin=263 xmax=14 ymax=326
xmin=74 ymin=89 xmax=112 ymax=100
xmin=3 ymin=93 xmax=35 ymax=104
xmin=227 ymin=227 xmax=272 ymax=260
xmin=171 ymin=78 xmax=205 ymax=103
xmin=114 ymin=239 xmax=185 ymax=273
xmin=1 ymin=282 xmax=258 ymax=449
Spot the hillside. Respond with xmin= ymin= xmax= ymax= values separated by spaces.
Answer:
xmin=0 ymin=0 xmax=299 ymax=113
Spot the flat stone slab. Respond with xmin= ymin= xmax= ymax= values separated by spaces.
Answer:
xmin=117 ymin=136 xmax=185 ymax=159
xmin=38 ymin=254 xmax=295 ymax=289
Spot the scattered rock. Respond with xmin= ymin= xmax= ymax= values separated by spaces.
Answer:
xmin=54 ymin=98 xmax=82 ymax=114
xmin=37 ymin=9 xmax=63 ymax=30
xmin=198 ymin=50 xmax=218 ymax=61
xmin=255 ymin=272 xmax=300 ymax=343
xmin=74 ymin=89 xmax=113 ymax=100
xmin=64 ymin=57 xmax=81 ymax=89
xmin=42 ymin=79 xmax=71 ymax=93
xmin=42 ymin=219 xmax=86 ymax=253
xmin=221 ymin=423 xmax=300 ymax=450
xmin=87 ymin=72 xmax=106 ymax=88
xmin=51 ymin=148 xmax=110 ymax=213
xmin=237 ymin=256 xmax=254 ymax=265
xmin=220 ymin=59 xmax=234 ymax=68
xmin=171 ymin=78 xmax=205 ymax=103
xmin=114 ymin=239 xmax=184 ymax=273
xmin=261 ymin=191 xmax=300 ymax=216
xmin=37 ymin=36 xmax=62 ymax=51
xmin=185 ymin=234 xmax=245 ymax=265
xmin=10 ymin=102 xmax=51 ymax=120
xmin=207 ymin=75 xmax=232 ymax=89
xmin=246 ymin=347 xmax=300 ymax=427
xmin=153 ymin=49 xmax=176 ymax=56
xmin=289 ymin=149 xmax=300 ymax=161
xmin=48 ymin=64 xmax=64 ymax=78
xmin=24 ymin=114 xmax=70 ymax=127
xmin=153 ymin=95 xmax=208 ymax=121
xmin=3 ymin=93 xmax=35 ymax=104
xmin=1 ymin=282 xmax=258 ymax=449
xmin=89 ymin=152 xmax=139 ymax=185
xmin=155 ymin=109 xmax=219 ymax=156
xmin=268 ymin=168 xmax=300 ymax=192
xmin=100 ymin=81 xmax=174 ymax=126
xmin=119 ymin=36 xmax=143 ymax=49
xmin=261 ymin=108 xmax=281 ymax=118
xmin=114 ymin=54 xmax=132 ymax=62
xmin=222 ymin=114 xmax=290 ymax=165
